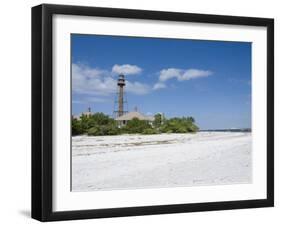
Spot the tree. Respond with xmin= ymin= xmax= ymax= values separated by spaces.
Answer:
xmin=72 ymin=112 xmax=199 ymax=136
xmin=142 ymin=128 xmax=158 ymax=135
xmin=71 ymin=118 xmax=83 ymax=135
xmin=89 ymin=112 xmax=115 ymax=126
xmin=88 ymin=124 xmax=120 ymax=136
xmin=160 ymin=116 xmax=199 ymax=133
xmin=79 ymin=114 xmax=91 ymax=132
xmin=123 ymin=118 xmax=151 ymax=134
xmin=86 ymin=112 xmax=119 ymax=136
xmin=187 ymin=117 xmax=195 ymax=123
xmin=153 ymin=113 xmax=162 ymax=128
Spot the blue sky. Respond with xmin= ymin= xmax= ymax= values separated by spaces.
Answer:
xmin=72 ymin=34 xmax=251 ymax=130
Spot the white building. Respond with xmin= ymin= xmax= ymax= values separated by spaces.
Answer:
xmin=115 ymin=111 xmax=154 ymax=126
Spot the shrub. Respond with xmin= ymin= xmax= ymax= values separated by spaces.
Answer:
xmin=175 ymin=126 xmax=188 ymax=133
xmin=106 ymin=125 xmax=120 ymax=135
xmin=72 ymin=118 xmax=84 ymax=135
xmin=142 ymin=128 xmax=158 ymax=135
xmin=187 ymin=124 xmax=199 ymax=133
xmin=88 ymin=124 xmax=120 ymax=136
xmin=153 ymin=113 xmax=162 ymax=128
xmin=87 ymin=126 xmax=103 ymax=136
xmin=159 ymin=116 xmax=199 ymax=133
xmin=72 ymin=112 xmax=199 ymax=136
xmin=123 ymin=118 xmax=151 ymax=134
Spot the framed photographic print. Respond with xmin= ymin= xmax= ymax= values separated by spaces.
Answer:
xmin=32 ymin=4 xmax=274 ymax=221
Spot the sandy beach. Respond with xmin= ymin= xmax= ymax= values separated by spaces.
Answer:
xmin=72 ymin=132 xmax=252 ymax=191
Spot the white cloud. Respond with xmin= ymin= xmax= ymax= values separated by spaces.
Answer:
xmin=126 ymin=81 xmax=150 ymax=95
xmin=73 ymin=97 xmax=108 ymax=104
xmin=72 ymin=63 xmax=149 ymax=96
xmin=72 ymin=64 xmax=211 ymax=98
xmin=180 ymin=69 xmax=212 ymax=81
xmin=72 ymin=64 xmax=116 ymax=96
xmin=153 ymin=82 xmax=166 ymax=90
xmin=159 ymin=68 xmax=212 ymax=82
xmin=112 ymin=64 xmax=142 ymax=75
xmin=159 ymin=68 xmax=182 ymax=82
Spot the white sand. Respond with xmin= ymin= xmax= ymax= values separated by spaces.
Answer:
xmin=72 ymin=132 xmax=252 ymax=191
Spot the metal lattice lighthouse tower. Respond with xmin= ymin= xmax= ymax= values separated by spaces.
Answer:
xmin=114 ymin=74 xmax=154 ymax=126
xmin=114 ymin=74 xmax=127 ymax=117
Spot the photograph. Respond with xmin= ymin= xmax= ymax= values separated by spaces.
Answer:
xmin=71 ymin=34 xmax=252 ymax=192
xmin=30 ymin=3 xmax=274 ymax=221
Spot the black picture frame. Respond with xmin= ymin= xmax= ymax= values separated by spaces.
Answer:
xmin=32 ymin=4 xmax=274 ymax=222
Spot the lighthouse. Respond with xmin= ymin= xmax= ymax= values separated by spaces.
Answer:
xmin=114 ymin=74 xmax=127 ymax=117
xmin=113 ymin=74 xmax=154 ymax=126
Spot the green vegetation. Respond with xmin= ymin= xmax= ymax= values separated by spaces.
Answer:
xmin=72 ymin=112 xmax=199 ymax=136
xmin=71 ymin=118 xmax=84 ymax=135
xmin=159 ymin=117 xmax=198 ymax=133
xmin=72 ymin=112 xmax=119 ymax=136
xmin=153 ymin=113 xmax=162 ymax=128
xmin=122 ymin=118 xmax=151 ymax=134
xmin=88 ymin=124 xmax=119 ymax=136
xmin=142 ymin=128 xmax=158 ymax=135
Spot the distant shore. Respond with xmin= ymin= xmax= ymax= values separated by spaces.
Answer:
xmin=199 ymin=129 xmax=251 ymax=132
